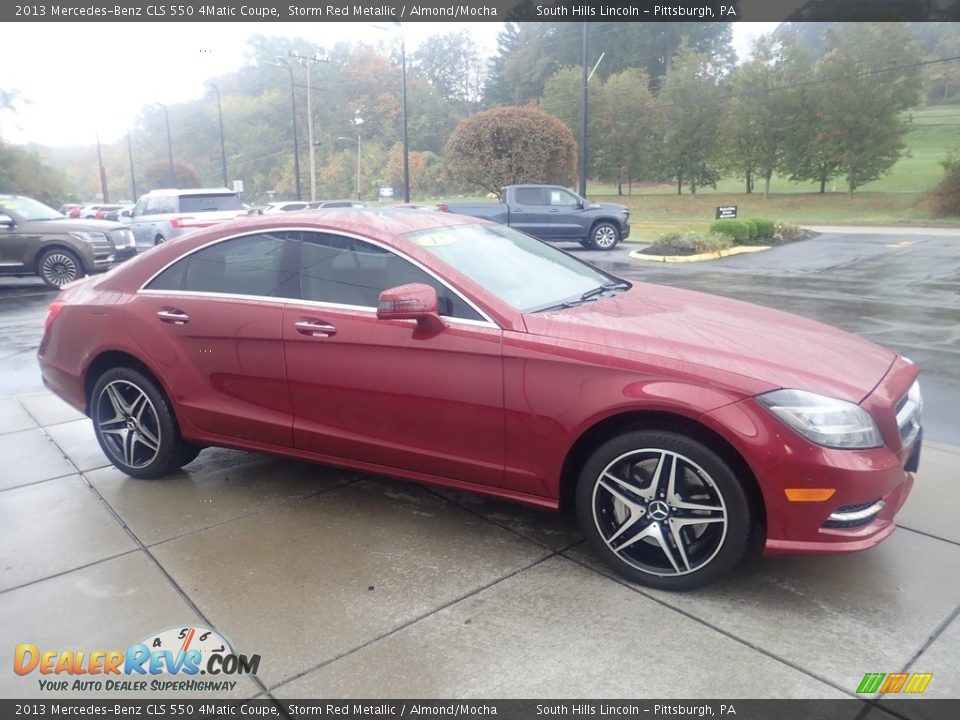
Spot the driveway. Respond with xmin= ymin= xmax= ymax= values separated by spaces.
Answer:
xmin=1 ymin=228 xmax=958 ymax=706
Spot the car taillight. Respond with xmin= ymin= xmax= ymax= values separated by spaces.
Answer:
xmin=45 ymin=301 xmax=65 ymax=333
xmin=169 ymin=217 xmax=193 ymax=229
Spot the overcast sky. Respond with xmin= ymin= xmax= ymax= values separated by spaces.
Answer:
xmin=0 ymin=22 xmax=777 ymax=147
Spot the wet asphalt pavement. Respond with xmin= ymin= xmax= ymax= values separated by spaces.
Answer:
xmin=1 ymin=228 xmax=957 ymax=444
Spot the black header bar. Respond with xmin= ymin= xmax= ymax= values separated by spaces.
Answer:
xmin=6 ymin=0 xmax=960 ymax=23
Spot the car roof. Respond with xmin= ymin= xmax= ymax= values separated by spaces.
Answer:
xmin=210 ymin=207 xmax=487 ymax=239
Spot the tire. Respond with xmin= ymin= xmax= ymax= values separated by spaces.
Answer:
xmin=154 ymin=235 xmax=165 ymax=246
xmin=589 ymin=222 xmax=620 ymax=251
xmin=575 ymin=429 xmax=751 ymax=591
xmin=90 ymin=367 xmax=199 ymax=479
xmin=38 ymin=248 xmax=82 ymax=289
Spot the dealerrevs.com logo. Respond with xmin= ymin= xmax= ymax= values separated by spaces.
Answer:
xmin=13 ymin=625 xmax=261 ymax=693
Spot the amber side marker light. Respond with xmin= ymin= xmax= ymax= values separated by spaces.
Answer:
xmin=785 ymin=488 xmax=836 ymax=502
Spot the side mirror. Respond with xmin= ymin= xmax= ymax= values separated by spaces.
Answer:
xmin=120 ymin=210 xmax=131 ymax=218
xmin=0 ymin=213 xmax=14 ymax=227
xmin=377 ymin=283 xmax=445 ymax=334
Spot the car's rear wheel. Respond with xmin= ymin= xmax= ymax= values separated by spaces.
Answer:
xmin=90 ymin=367 xmax=200 ymax=479
xmin=576 ymin=429 xmax=751 ymax=591
xmin=154 ymin=234 xmax=165 ymax=245
xmin=589 ymin=222 xmax=620 ymax=251
xmin=38 ymin=248 xmax=82 ymax=289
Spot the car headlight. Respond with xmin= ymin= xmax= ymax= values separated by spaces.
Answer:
xmin=757 ymin=389 xmax=883 ymax=449
xmin=69 ymin=231 xmax=108 ymax=243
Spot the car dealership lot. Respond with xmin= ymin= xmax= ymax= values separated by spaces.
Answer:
xmin=1 ymin=228 xmax=958 ymax=705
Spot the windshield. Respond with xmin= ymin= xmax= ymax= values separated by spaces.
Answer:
xmin=179 ymin=193 xmax=243 ymax=213
xmin=405 ymin=223 xmax=620 ymax=312
xmin=0 ymin=196 xmax=63 ymax=221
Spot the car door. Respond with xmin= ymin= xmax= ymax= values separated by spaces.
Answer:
xmin=0 ymin=209 xmax=39 ymax=272
xmin=545 ymin=188 xmax=586 ymax=239
xmin=127 ymin=231 xmax=299 ymax=447
xmin=282 ymin=230 xmax=505 ymax=487
xmin=127 ymin=197 xmax=153 ymax=247
xmin=509 ymin=187 xmax=556 ymax=240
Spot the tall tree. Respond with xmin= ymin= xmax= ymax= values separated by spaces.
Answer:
xmin=719 ymin=36 xmax=805 ymax=197
xmin=594 ymin=69 xmax=657 ymax=194
xmin=411 ymin=31 xmax=485 ymax=108
xmin=782 ymin=23 xmax=922 ymax=195
xmin=650 ymin=44 xmax=723 ymax=195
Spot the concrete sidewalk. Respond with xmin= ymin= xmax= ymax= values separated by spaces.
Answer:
xmin=1 ymin=391 xmax=957 ymax=707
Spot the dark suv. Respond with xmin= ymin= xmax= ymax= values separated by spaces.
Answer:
xmin=0 ymin=195 xmax=137 ymax=288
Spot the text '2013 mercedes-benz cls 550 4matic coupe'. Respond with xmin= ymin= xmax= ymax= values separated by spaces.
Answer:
xmin=37 ymin=210 xmax=922 ymax=590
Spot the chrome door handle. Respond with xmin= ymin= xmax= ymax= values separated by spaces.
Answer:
xmin=157 ymin=309 xmax=189 ymax=325
xmin=294 ymin=320 xmax=337 ymax=338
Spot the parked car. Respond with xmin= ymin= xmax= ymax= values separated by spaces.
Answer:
xmin=0 ymin=194 xmax=136 ymax=288
xmin=81 ymin=204 xmax=115 ymax=219
xmin=124 ymin=188 xmax=246 ymax=247
xmin=440 ymin=185 xmax=630 ymax=250
xmin=58 ymin=203 xmax=83 ymax=216
xmin=104 ymin=204 xmax=135 ymax=222
xmin=38 ymin=211 xmax=921 ymax=590
xmin=94 ymin=205 xmax=124 ymax=220
xmin=314 ymin=199 xmax=369 ymax=209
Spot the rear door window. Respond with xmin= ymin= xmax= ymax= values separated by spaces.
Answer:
xmin=178 ymin=193 xmax=243 ymax=213
xmin=146 ymin=233 xmax=298 ymax=298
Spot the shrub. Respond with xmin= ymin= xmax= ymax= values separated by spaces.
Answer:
xmin=743 ymin=219 xmax=758 ymax=239
xmin=927 ymin=154 xmax=960 ymax=216
xmin=709 ymin=219 xmax=751 ymax=243
xmin=749 ymin=217 xmax=776 ymax=238
xmin=654 ymin=231 xmax=733 ymax=254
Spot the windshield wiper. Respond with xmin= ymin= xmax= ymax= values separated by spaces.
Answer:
xmin=580 ymin=281 xmax=630 ymax=301
xmin=530 ymin=282 xmax=630 ymax=313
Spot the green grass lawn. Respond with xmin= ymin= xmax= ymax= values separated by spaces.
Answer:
xmin=431 ymin=105 xmax=960 ymax=240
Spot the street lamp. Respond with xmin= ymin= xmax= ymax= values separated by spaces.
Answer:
xmin=207 ymin=82 xmax=229 ymax=188
xmin=268 ymin=59 xmax=302 ymax=201
xmin=155 ymin=103 xmax=174 ymax=187
xmin=337 ymin=135 xmax=361 ymax=200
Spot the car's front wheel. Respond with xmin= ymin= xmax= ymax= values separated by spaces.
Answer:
xmin=90 ymin=367 xmax=200 ymax=479
xmin=38 ymin=248 xmax=82 ymax=289
xmin=589 ymin=222 xmax=620 ymax=251
xmin=576 ymin=429 xmax=751 ymax=591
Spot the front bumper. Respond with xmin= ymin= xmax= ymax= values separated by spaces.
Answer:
xmin=702 ymin=358 xmax=920 ymax=555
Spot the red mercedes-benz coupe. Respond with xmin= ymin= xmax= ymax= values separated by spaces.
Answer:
xmin=38 ymin=210 xmax=922 ymax=590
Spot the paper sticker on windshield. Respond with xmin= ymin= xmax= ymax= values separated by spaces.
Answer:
xmin=412 ymin=232 xmax=457 ymax=247
xmin=0 ymin=199 xmax=18 ymax=210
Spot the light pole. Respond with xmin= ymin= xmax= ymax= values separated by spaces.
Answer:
xmin=127 ymin=132 xmax=137 ymax=200
xmin=207 ymin=82 xmax=228 ymax=188
xmin=268 ymin=59 xmax=302 ymax=201
xmin=337 ymin=135 xmax=361 ymax=200
xmin=288 ymin=50 xmax=327 ymax=201
xmin=155 ymin=103 xmax=174 ymax=187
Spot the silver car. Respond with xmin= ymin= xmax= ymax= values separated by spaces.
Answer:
xmin=123 ymin=188 xmax=246 ymax=248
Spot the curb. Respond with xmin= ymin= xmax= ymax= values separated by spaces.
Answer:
xmin=629 ymin=245 xmax=771 ymax=264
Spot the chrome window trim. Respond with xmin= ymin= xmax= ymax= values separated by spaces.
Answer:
xmin=136 ymin=289 xmax=499 ymax=330
xmin=137 ymin=226 xmax=500 ymax=328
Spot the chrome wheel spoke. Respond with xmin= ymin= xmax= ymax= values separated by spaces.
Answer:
xmin=103 ymin=384 xmax=129 ymax=420
xmin=667 ymin=520 xmax=693 ymax=572
xmin=122 ymin=427 xmax=137 ymax=465
xmin=601 ymin=471 xmax=650 ymax=503
xmin=136 ymin=428 xmax=159 ymax=452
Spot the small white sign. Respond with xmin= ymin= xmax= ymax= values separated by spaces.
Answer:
xmin=232 ymin=180 xmax=244 ymax=193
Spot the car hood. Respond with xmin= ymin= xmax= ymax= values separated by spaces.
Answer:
xmin=33 ymin=218 xmax=127 ymax=233
xmin=522 ymin=283 xmax=895 ymax=403
xmin=590 ymin=201 xmax=628 ymax=213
